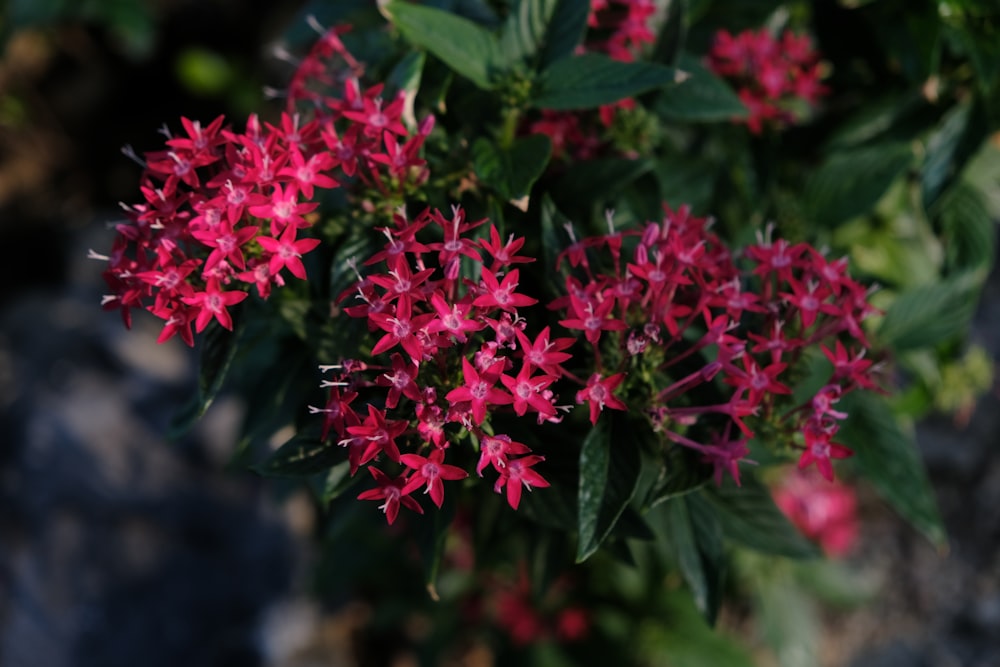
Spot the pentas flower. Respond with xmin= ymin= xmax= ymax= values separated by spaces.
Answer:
xmin=356 ymin=466 xmax=423 ymax=525
xmin=706 ymin=28 xmax=828 ymax=133
xmin=548 ymin=203 xmax=880 ymax=485
xmin=96 ymin=22 xmax=433 ymax=346
xmin=320 ymin=208 xmax=570 ymax=520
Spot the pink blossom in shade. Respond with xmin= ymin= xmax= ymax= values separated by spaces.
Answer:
xmin=494 ymin=455 xmax=550 ymax=510
xmin=445 ymin=358 xmax=513 ymax=426
xmin=375 ymin=353 xmax=423 ymax=409
xmin=368 ymin=298 xmax=436 ymax=364
xmin=558 ymin=296 xmax=627 ymax=346
xmin=277 ymin=148 xmax=338 ymax=199
xmin=367 ymin=255 xmax=436 ymax=304
xmin=476 ymin=433 xmax=531 ymax=476
xmin=256 ymin=225 xmax=321 ymax=281
xmin=822 ymin=340 xmax=879 ymax=391
xmin=575 ymin=373 xmax=627 ymax=425
xmin=400 ymin=449 xmax=469 ymax=508
xmin=181 ymin=281 xmax=248 ymax=332
xmin=515 ymin=327 xmax=574 ymax=376
xmin=500 ymin=364 xmax=559 ymax=418
xmin=797 ymin=425 xmax=853 ymax=482
xmin=356 ymin=466 xmax=424 ymax=525
xmin=773 ymin=467 xmax=858 ymax=557
xmin=346 ymin=404 xmax=409 ymax=465
xmin=190 ymin=221 xmax=258 ymax=271
xmin=478 ymin=225 xmax=535 ymax=270
xmin=248 ymin=182 xmax=320 ymax=235
xmin=416 ymin=403 xmax=448 ymax=449
xmin=472 ymin=268 xmax=538 ymax=312
xmin=425 ymin=292 xmax=485 ymax=343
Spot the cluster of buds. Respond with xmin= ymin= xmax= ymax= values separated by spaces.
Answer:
xmin=549 ymin=205 xmax=880 ymax=484
xmin=95 ymin=23 xmax=432 ymax=345
xmin=313 ymin=206 xmax=569 ymax=523
xmin=706 ymin=28 xmax=828 ymax=133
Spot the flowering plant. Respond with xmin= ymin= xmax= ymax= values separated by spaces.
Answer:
xmin=95 ymin=0 xmax=1000 ymax=662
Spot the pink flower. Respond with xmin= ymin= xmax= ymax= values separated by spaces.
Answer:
xmin=401 ymin=449 xmax=468 ymax=508
xmin=357 ymin=466 xmax=423 ymax=525
xmin=575 ymin=373 xmax=627 ymax=425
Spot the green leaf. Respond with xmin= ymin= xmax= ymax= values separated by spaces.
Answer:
xmin=700 ymin=475 xmax=821 ymax=559
xmin=838 ymin=391 xmax=946 ymax=547
xmin=472 ymin=134 xmax=552 ymax=202
xmin=532 ymin=53 xmax=684 ymax=110
xmin=254 ymin=432 xmax=343 ymax=477
xmin=805 ymin=142 xmax=914 ymax=226
xmin=384 ymin=0 xmax=500 ymax=89
xmin=651 ymin=0 xmax=686 ymax=65
xmin=662 ymin=496 xmax=725 ymax=624
xmin=656 ymin=53 xmax=747 ymax=122
xmin=169 ymin=315 xmax=243 ymax=437
xmin=877 ymin=269 xmax=986 ymax=350
xmin=497 ymin=0 xmax=559 ymax=70
xmin=936 ymin=182 xmax=996 ymax=271
xmin=645 ymin=444 xmax=712 ymax=508
xmin=539 ymin=0 xmax=590 ymax=67
xmin=322 ymin=460 xmax=360 ymax=504
xmin=654 ymin=155 xmax=717 ymax=215
xmin=576 ymin=416 xmax=642 ymax=562
xmin=922 ymin=99 xmax=988 ymax=210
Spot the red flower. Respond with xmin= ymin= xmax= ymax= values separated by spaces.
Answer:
xmin=401 ymin=449 xmax=468 ymax=508
xmin=357 ymin=466 xmax=423 ymax=525
xmin=445 ymin=358 xmax=512 ymax=426
xmin=575 ymin=373 xmax=627 ymax=425
xmin=494 ymin=455 xmax=550 ymax=510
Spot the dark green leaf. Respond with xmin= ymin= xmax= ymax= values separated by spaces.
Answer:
xmin=169 ymin=316 xmax=243 ymax=437
xmin=384 ymin=0 xmax=500 ymax=89
xmin=651 ymin=0 xmax=686 ymax=65
xmin=656 ymin=53 xmax=747 ymax=122
xmin=922 ymin=99 xmax=988 ymax=210
xmin=497 ymin=0 xmax=559 ymax=70
xmin=839 ymin=392 xmax=946 ymax=546
xmin=322 ymin=460 xmax=360 ymax=504
xmin=577 ymin=420 xmax=611 ymax=561
xmin=877 ymin=269 xmax=986 ymax=350
xmin=805 ymin=143 xmax=914 ymax=226
xmin=255 ymin=432 xmax=343 ymax=477
xmin=700 ymin=475 xmax=821 ymax=559
xmin=646 ymin=444 xmax=712 ymax=508
xmin=662 ymin=495 xmax=725 ymax=624
xmin=472 ymin=134 xmax=552 ymax=202
xmin=539 ymin=0 xmax=590 ymax=67
xmin=576 ymin=416 xmax=642 ymax=562
xmin=532 ymin=53 xmax=683 ymax=110
xmin=936 ymin=182 xmax=996 ymax=271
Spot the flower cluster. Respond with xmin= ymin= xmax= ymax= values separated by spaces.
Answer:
xmin=314 ymin=206 xmax=568 ymax=523
xmin=487 ymin=565 xmax=590 ymax=646
xmin=95 ymin=23 xmax=432 ymax=345
xmin=706 ymin=28 xmax=828 ymax=133
xmin=549 ymin=205 xmax=880 ymax=484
